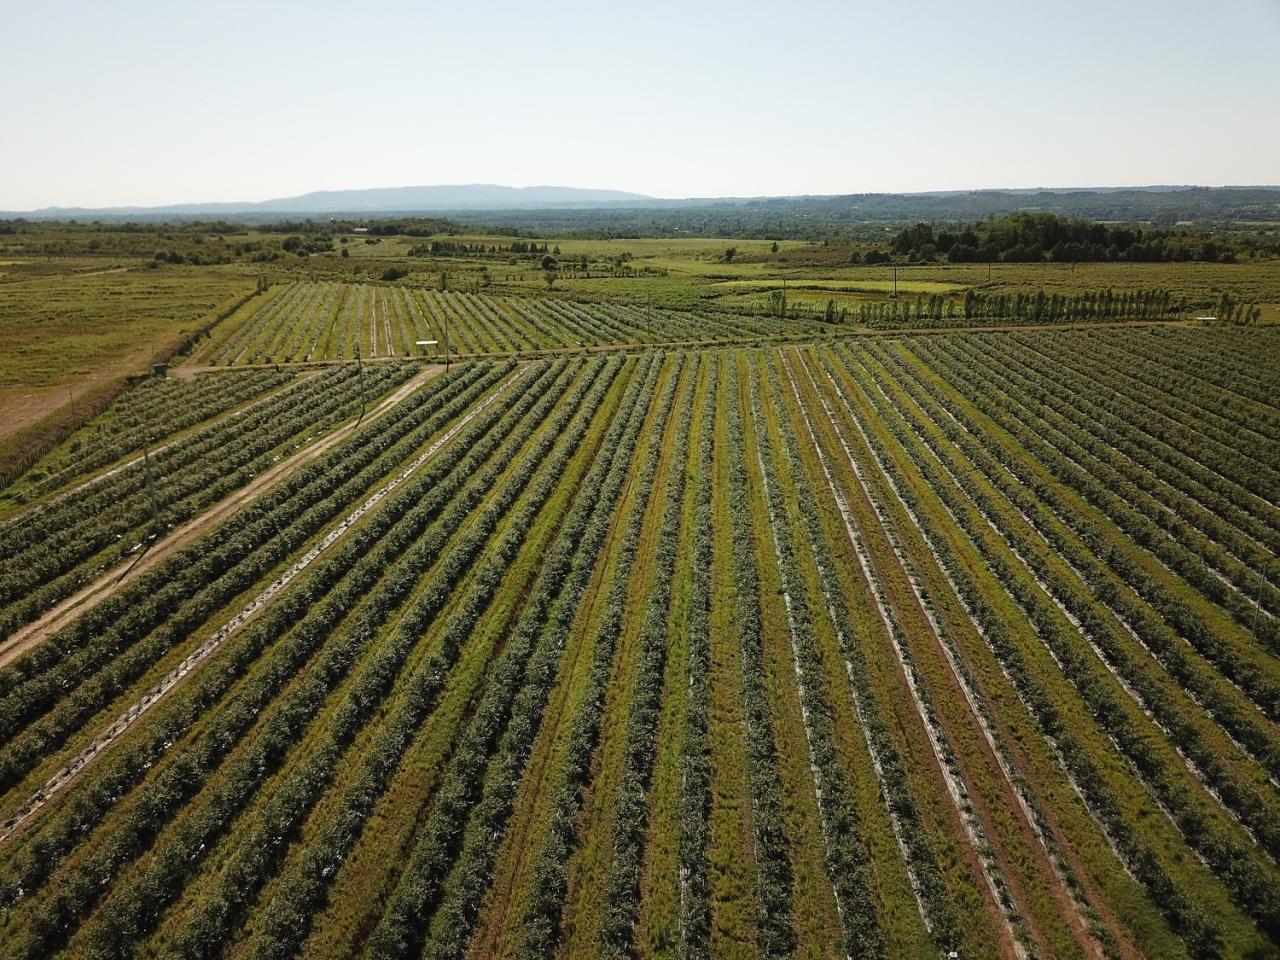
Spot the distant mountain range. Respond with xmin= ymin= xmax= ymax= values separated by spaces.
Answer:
xmin=5 ymin=183 xmax=1279 ymax=224
xmin=14 ymin=184 xmax=656 ymax=217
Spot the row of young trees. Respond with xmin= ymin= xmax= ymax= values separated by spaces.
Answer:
xmin=208 ymin=280 xmax=341 ymax=364
xmin=0 ymin=363 xmax=416 ymax=642
xmin=677 ymin=356 xmax=718 ymax=958
xmin=879 ymin=339 xmax=1279 ymax=738
xmin=839 ymin=344 xmax=1232 ymax=956
xmin=845 ymin=287 xmax=1198 ymax=327
xmin=1133 ymin=328 xmax=1280 ymax=413
xmin=853 ymin=342 xmax=1280 ymax=952
xmin=724 ymin=364 xmax=796 ymax=957
xmin=801 ymin=348 xmax=1035 ymax=953
xmin=368 ymin=359 xmax=662 ymax=960
xmin=0 ymin=365 xmax=506 ymax=811
xmin=407 ymin=239 xmax=560 ymax=258
xmin=1045 ymin=331 xmax=1280 ymax=502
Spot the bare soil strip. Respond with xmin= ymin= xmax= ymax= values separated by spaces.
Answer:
xmin=0 ymin=365 xmax=441 ymax=670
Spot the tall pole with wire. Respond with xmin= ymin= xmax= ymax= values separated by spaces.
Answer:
xmin=141 ymin=436 xmax=160 ymax=536
xmin=355 ymin=340 xmax=366 ymax=425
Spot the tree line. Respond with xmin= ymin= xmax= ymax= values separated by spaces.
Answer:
xmin=888 ymin=212 xmax=1254 ymax=264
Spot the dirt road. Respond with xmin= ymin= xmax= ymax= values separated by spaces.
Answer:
xmin=0 ymin=364 xmax=442 ymax=670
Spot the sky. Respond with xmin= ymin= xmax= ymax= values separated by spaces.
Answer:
xmin=4 ymin=0 xmax=1279 ymax=209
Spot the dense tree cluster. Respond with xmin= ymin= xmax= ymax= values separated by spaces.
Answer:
xmin=890 ymin=213 xmax=1249 ymax=264
xmin=407 ymin=239 xmax=555 ymax=260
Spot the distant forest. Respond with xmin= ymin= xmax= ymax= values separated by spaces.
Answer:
xmin=885 ymin=213 xmax=1265 ymax=264
xmin=445 ymin=187 xmax=1280 ymax=240
xmin=7 ymin=187 xmax=1278 ymax=244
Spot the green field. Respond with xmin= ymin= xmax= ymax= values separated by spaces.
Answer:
xmin=7 ymin=1 xmax=1280 ymax=953
xmin=0 ymin=321 xmax=1276 ymax=959
xmin=0 ymin=220 xmax=1277 ymax=959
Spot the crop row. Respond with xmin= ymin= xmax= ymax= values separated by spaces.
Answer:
xmin=0 ymin=363 xmax=506 ymax=803
xmin=828 ymin=342 xmax=1276 ymax=953
xmin=0 ymin=357 xmax=603 ymax=958
xmin=0 ymin=362 xmax=417 ymax=640
xmin=197 ymin=282 xmax=808 ymax=365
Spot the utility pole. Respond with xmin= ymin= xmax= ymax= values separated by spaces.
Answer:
xmin=892 ymin=264 xmax=898 ymax=299
xmin=355 ymin=340 xmax=366 ymax=424
xmin=444 ymin=310 xmax=450 ymax=373
xmin=141 ymin=436 xmax=160 ymax=536
xmin=1250 ymin=564 xmax=1265 ymax=642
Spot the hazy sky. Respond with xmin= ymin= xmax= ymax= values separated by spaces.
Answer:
xmin=5 ymin=0 xmax=1278 ymax=209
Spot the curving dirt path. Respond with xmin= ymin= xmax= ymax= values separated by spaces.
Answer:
xmin=0 ymin=364 xmax=443 ymax=671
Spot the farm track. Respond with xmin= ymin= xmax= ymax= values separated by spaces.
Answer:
xmin=0 ymin=370 xmax=308 ymax=529
xmin=0 ymin=364 xmax=444 ymax=671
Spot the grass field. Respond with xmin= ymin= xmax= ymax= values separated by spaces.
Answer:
xmin=0 ymin=322 xmax=1276 ymax=959
xmin=0 ymin=261 xmax=254 ymax=482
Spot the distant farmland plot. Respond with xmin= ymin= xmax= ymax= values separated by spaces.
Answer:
xmin=191 ymin=281 xmax=818 ymax=364
xmin=712 ymin=277 xmax=968 ymax=294
xmin=0 ymin=326 xmax=1276 ymax=959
